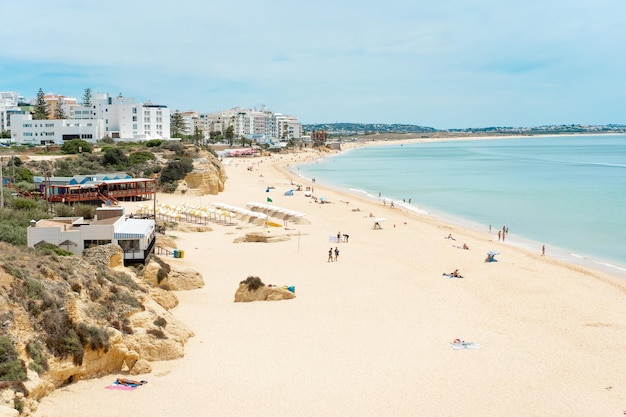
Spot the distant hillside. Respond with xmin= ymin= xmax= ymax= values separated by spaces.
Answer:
xmin=302 ymin=123 xmax=626 ymax=136
xmin=302 ymin=123 xmax=437 ymax=135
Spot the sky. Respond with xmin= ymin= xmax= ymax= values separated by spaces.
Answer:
xmin=2 ymin=0 xmax=626 ymax=129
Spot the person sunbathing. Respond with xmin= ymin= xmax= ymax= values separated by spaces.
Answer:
xmin=442 ymin=269 xmax=463 ymax=278
xmin=116 ymin=377 xmax=148 ymax=386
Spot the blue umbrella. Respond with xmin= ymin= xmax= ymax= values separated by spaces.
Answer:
xmin=487 ymin=251 xmax=499 ymax=256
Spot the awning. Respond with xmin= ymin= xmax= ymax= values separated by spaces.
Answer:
xmin=114 ymin=219 xmax=154 ymax=239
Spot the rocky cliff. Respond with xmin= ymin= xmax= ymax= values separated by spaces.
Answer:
xmin=0 ymin=243 xmax=203 ymax=415
xmin=183 ymin=148 xmax=227 ymax=195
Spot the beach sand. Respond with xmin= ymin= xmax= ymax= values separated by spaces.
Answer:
xmin=33 ymin=147 xmax=626 ymax=417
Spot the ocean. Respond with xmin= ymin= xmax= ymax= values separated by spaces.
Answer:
xmin=296 ymin=135 xmax=626 ymax=278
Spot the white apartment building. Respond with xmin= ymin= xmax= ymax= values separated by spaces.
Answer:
xmin=9 ymin=113 xmax=104 ymax=145
xmin=199 ymin=108 xmax=301 ymax=143
xmin=90 ymin=93 xmax=170 ymax=140
xmin=8 ymin=93 xmax=171 ymax=145
xmin=0 ymin=92 xmax=26 ymax=132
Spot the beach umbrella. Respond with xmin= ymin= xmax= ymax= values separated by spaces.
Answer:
xmin=487 ymin=251 xmax=499 ymax=256
xmin=375 ymin=217 xmax=386 ymax=222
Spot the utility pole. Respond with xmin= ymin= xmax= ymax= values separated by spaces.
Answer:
xmin=0 ymin=156 xmax=4 ymax=209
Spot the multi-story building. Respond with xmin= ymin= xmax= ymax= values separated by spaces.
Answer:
xmin=9 ymin=93 xmax=171 ymax=144
xmin=199 ymin=107 xmax=301 ymax=144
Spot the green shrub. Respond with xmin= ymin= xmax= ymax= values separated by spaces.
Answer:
xmin=14 ymin=167 xmax=33 ymax=183
xmin=53 ymin=203 xmax=74 ymax=217
xmin=74 ymin=203 xmax=96 ymax=219
xmin=147 ymin=328 xmax=167 ymax=339
xmin=26 ymin=340 xmax=49 ymax=374
xmin=41 ymin=308 xmax=84 ymax=365
xmin=159 ymin=158 xmax=193 ymax=185
xmin=156 ymin=268 xmax=167 ymax=283
xmin=0 ymin=336 xmax=26 ymax=382
xmin=160 ymin=141 xmax=184 ymax=154
xmin=145 ymin=139 xmax=162 ymax=147
xmin=153 ymin=317 xmax=167 ymax=328
xmin=61 ymin=139 xmax=93 ymax=154
xmin=160 ymin=182 xmax=178 ymax=193
xmin=34 ymin=244 xmax=73 ymax=257
xmin=76 ymin=324 xmax=110 ymax=352
xmin=101 ymin=148 xmax=129 ymax=168
xmin=129 ymin=151 xmax=156 ymax=165
xmin=240 ymin=276 xmax=264 ymax=291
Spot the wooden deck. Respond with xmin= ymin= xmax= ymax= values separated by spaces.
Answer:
xmin=43 ymin=179 xmax=156 ymax=205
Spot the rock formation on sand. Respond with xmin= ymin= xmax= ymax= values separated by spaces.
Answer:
xmin=234 ymin=276 xmax=296 ymax=302
xmin=0 ymin=243 xmax=201 ymax=415
xmin=182 ymin=148 xmax=227 ymax=195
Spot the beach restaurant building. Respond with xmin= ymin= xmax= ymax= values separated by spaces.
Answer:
xmin=34 ymin=174 xmax=156 ymax=206
xmin=27 ymin=207 xmax=156 ymax=265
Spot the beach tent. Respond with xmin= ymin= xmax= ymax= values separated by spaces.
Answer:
xmin=284 ymin=189 xmax=294 ymax=196
xmin=486 ymin=251 xmax=499 ymax=262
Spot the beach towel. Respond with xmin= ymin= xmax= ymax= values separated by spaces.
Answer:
xmin=105 ymin=383 xmax=137 ymax=391
xmin=105 ymin=379 xmax=147 ymax=390
xmin=450 ymin=341 xmax=480 ymax=350
xmin=442 ymin=274 xmax=463 ymax=279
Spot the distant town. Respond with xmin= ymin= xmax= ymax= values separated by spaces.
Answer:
xmin=304 ymin=122 xmax=626 ymax=138
xmin=1 ymin=90 xmax=624 ymax=149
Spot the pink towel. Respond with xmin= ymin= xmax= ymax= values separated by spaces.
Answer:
xmin=105 ymin=384 xmax=136 ymax=391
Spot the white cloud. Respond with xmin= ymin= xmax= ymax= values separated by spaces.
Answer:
xmin=2 ymin=0 xmax=626 ymax=127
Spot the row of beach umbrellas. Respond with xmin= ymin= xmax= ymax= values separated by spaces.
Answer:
xmin=246 ymin=202 xmax=307 ymax=223
xmin=136 ymin=202 xmax=234 ymax=225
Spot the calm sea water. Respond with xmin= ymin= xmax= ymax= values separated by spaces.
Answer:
xmin=297 ymin=135 xmax=626 ymax=277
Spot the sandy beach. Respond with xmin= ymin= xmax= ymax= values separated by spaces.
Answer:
xmin=33 ymin=145 xmax=626 ymax=417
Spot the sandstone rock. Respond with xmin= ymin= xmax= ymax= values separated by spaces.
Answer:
xmin=234 ymin=283 xmax=295 ymax=302
xmin=234 ymin=232 xmax=290 ymax=243
xmin=162 ymin=267 xmax=204 ymax=291
xmin=156 ymin=234 xmax=177 ymax=249
xmin=184 ymin=156 xmax=227 ymax=195
xmin=125 ymin=299 xmax=193 ymax=362
xmin=123 ymin=350 xmax=140 ymax=371
xmin=0 ymin=405 xmax=18 ymax=417
xmin=142 ymin=259 xmax=163 ymax=287
xmin=128 ymin=359 xmax=152 ymax=375
xmin=83 ymin=243 xmax=124 ymax=268
xmin=149 ymin=287 xmax=179 ymax=309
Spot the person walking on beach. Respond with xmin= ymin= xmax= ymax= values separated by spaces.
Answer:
xmin=542 ymin=245 xmax=545 ymax=256
xmin=497 ymin=230 xmax=501 ymax=241
xmin=337 ymin=231 xmax=341 ymax=243
xmin=328 ymin=248 xmax=333 ymax=262
xmin=334 ymin=247 xmax=340 ymax=261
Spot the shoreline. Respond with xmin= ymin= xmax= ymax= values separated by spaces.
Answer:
xmin=293 ymin=136 xmax=626 ymax=281
xmin=33 ymin=144 xmax=626 ymax=417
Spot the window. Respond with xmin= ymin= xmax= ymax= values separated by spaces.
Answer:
xmin=132 ymin=107 xmax=137 ymax=114
xmin=133 ymin=124 xmax=137 ymax=129
xmin=132 ymin=116 xmax=137 ymax=121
